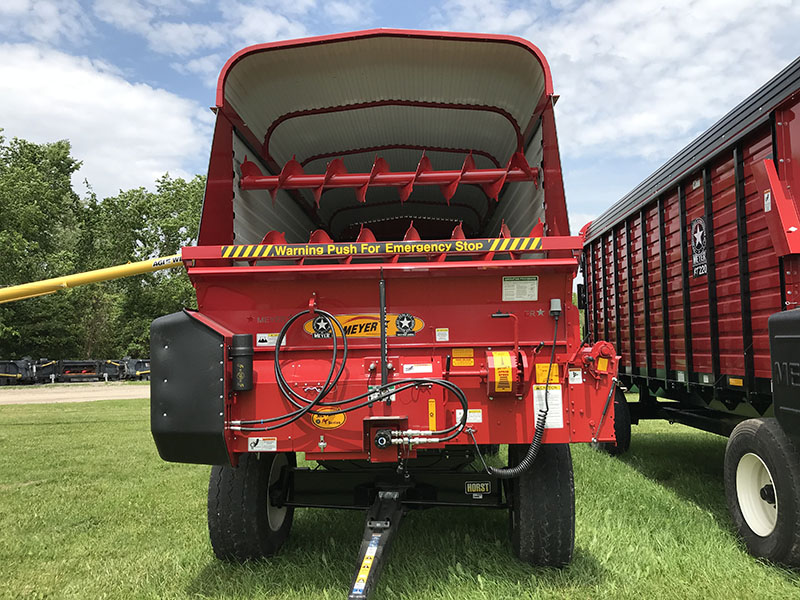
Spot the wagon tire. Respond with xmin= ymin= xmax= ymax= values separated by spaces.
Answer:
xmin=595 ymin=389 xmax=631 ymax=456
xmin=724 ymin=418 xmax=800 ymax=566
xmin=508 ymin=443 xmax=575 ymax=567
xmin=208 ymin=452 xmax=295 ymax=561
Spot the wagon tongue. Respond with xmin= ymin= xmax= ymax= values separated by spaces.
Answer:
xmin=348 ymin=490 xmax=404 ymax=600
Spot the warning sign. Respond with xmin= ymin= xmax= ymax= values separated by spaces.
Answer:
xmin=247 ymin=437 xmax=277 ymax=452
xmin=533 ymin=385 xmax=563 ymax=429
xmin=535 ymin=363 xmax=560 ymax=384
xmin=492 ymin=351 xmax=513 ymax=392
xmin=351 ymin=533 xmax=381 ymax=595
xmin=452 ymin=348 xmax=474 ymax=366
xmin=221 ymin=237 xmax=543 ymax=260
xmin=502 ymin=276 xmax=539 ymax=301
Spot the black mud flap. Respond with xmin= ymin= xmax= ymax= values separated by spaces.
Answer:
xmin=769 ymin=308 xmax=800 ymax=450
xmin=150 ymin=310 xmax=230 ymax=465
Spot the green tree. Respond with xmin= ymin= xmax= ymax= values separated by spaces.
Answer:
xmin=88 ymin=174 xmax=204 ymax=357
xmin=0 ymin=133 xmax=204 ymax=359
xmin=0 ymin=135 xmax=88 ymax=358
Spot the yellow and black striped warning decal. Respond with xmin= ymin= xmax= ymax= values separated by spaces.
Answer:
xmin=221 ymin=237 xmax=543 ymax=259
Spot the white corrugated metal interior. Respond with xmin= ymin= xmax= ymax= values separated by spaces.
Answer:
xmin=225 ymin=34 xmax=547 ymax=244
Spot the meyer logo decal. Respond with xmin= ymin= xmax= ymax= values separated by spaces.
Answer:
xmin=302 ymin=314 xmax=424 ymax=338
xmin=691 ymin=217 xmax=707 ymax=277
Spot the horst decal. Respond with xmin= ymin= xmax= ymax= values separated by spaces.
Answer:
xmin=465 ymin=481 xmax=491 ymax=495
xmin=302 ymin=314 xmax=424 ymax=338
xmin=220 ymin=237 xmax=543 ymax=259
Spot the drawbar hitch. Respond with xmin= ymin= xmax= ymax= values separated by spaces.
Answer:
xmin=348 ymin=490 xmax=404 ymax=600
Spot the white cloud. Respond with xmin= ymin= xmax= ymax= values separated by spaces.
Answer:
xmin=0 ymin=44 xmax=213 ymax=198
xmin=93 ymin=0 xmax=226 ymax=56
xmin=323 ymin=1 xmax=372 ymax=25
xmin=568 ymin=212 xmax=596 ymax=236
xmin=243 ymin=0 xmax=317 ymax=17
xmin=91 ymin=0 xmax=153 ymax=34
xmin=92 ymin=0 xmax=314 ymax=56
xmin=432 ymin=0 xmax=800 ymax=162
xmin=431 ymin=0 xmax=539 ymax=34
xmin=149 ymin=22 xmax=227 ymax=55
xmin=0 ymin=0 xmax=93 ymax=45
xmin=226 ymin=3 xmax=310 ymax=47
xmin=172 ymin=52 xmax=225 ymax=87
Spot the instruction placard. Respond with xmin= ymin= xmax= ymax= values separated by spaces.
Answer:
xmin=502 ymin=276 xmax=539 ymax=301
xmin=533 ymin=385 xmax=563 ymax=429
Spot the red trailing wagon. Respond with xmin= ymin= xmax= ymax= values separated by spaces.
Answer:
xmin=151 ymin=29 xmax=618 ymax=598
xmin=583 ymin=57 xmax=800 ymax=566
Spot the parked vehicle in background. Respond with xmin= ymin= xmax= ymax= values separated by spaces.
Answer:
xmin=0 ymin=357 xmax=150 ymax=384
xmin=583 ymin=57 xmax=800 ymax=566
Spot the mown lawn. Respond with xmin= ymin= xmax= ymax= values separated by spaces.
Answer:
xmin=1 ymin=398 xmax=799 ymax=599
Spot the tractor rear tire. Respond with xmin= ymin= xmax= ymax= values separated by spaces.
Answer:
xmin=596 ymin=389 xmax=631 ymax=456
xmin=208 ymin=452 xmax=295 ymax=561
xmin=724 ymin=418 xmax=800 ymax=566
xmin=508 ymin=443 xmax=575 ymax=567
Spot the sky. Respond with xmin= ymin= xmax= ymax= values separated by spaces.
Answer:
xmin=1 ymin=0 xmax=798 ymax=234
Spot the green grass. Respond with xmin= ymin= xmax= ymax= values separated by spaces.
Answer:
xmin=1 ymin=399 xmax=799 ymax=599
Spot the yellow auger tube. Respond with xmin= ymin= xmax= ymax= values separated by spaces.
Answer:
xmin=0 ymin=254 xmax=183 ymax=304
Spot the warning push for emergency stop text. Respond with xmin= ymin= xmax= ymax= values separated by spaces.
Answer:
xmin=221 ymin=237 xmax=544 ymax=259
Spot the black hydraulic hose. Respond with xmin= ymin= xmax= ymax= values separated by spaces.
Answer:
xmin=267 ymin=309 xmax=347 ymax=430
xmin=274 ymin=309 xmax=345 ymax=406
xmin=379 ymin=275 xmax=388 ymax=388
xmin=484 ymin=313 xmax=560 ymax=479
xmin=238 ymin=377 xmax=469 ymax=436
xmin=245 ymin=307 xmax=471 ymax=439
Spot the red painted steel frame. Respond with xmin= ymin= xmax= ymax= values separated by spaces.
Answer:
xmin=190 ymin=30 xmax=616 ymax=464
xmin=185 ymin=254 xmax=617 ymax=462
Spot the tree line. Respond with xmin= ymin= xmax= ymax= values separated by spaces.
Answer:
xmin=0 ymin=134 xmax=203 ymax=359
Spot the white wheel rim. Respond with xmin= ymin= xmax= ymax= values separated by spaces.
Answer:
xmin=266 ymin=454 xmax=288 ymax=531
xmin=736 ymin=452 xmax=777 ymax=537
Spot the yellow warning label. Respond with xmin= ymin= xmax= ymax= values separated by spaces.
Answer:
xmin=302 ymin=313 xmax=424 ymax=338
xmin=428 ymin=398 xmax=436 ymax=431
xmin=352 ymin=533 xmax=381 ymax=595
xmin=493 ymin=351 xmax=513 ymax=393
xmin=729 ymin=377 xmax=744 ymax=387
xmin=597 ymin=357 xmax=609 ymax=372
xmin=535 ymin=363 xmax=560 ymax=384
xmin=221 ymin=237 xmax=543 ymax=260
xmin=453 ymin=348 xmax=474 ymax=358
xmin=452 ymin=357 xmax=474 ymax=367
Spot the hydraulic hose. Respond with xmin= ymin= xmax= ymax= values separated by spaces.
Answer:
xmin=483 ymin=312 xmax=560 ymax=479
xmin=233 ymin=308 xmax=471 ymax=439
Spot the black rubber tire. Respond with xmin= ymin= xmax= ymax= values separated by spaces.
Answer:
xmin=596 ymin=389 xmax=631 ymax=456
xmin=208 ymin=452 xmax=296 ymax=561
xmin=508 ymin=443 xmax=575 ymax=567
xmin=724 ymin=418 xmax=800 ymax=566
